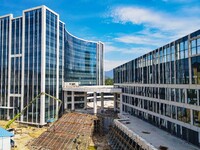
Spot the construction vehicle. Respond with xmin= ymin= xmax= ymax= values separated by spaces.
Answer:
xmin=5 ymin=92 xmax=62 ymax=129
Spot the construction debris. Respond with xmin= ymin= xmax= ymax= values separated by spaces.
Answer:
xmin=1 ymin=109 xmax=116 ymax=150
xmin=29 ymin=112 xmax=97 ymax=150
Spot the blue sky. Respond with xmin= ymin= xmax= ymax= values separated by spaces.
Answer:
xmin=1 ymin=0 xmax=200 ymax=71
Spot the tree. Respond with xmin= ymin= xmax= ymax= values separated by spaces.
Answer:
xmin=105 ymin=78 xmax=113 ymax=85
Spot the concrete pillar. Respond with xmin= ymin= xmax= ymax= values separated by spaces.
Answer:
xmin=114 ymin=93 xmax=117 ymax=112
xmin=188 ymin=35 xmax=192 ymax=84
xmin=40 ymin=94 xmax=45 ymax=125
xmin=93 ymin=92 xmax=97 ymax=114
xmin=190 ymin=109 xmax=193 ymax=125
xmin=175 ymin=106 xmax=177 ymax=120
xmin=40 ymin=6 xmax=47 ymax=126
xmin=71 ymin=91 xmax=75 ymax=111
xmin=120 ymin=93 xmax=123 ymax=115
xmin=199 ymin=132 xmax=200 ymax=144
xmin=197 ymin=90 xmax=199 ymax=106
xmin=84 ymin=92 xmax=87 ymax=109
xmin=64 ymin=91 xmax=68 ymax=110
xmin=185 ymin=89 xmax=187 ymax=104
xmin=101 ymin=92 xmax=104 ymax=112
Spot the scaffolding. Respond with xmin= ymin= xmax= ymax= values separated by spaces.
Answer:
xmin=108 ymin=125 xmax=143 ymax=150
xmin=107 ymin=117 xmax=158 ymax=150
xmin=29 ymin=112 xmax=96 ymax=150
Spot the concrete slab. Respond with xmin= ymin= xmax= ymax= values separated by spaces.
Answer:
xmin=63 ymin=85 xmax=122 ymax=93
xmin=117 ymin=114 xmax=199 ymax=150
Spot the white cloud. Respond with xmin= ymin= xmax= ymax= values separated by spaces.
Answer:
xmin=115 ymin=35 xmax=163 ymax=46
xmin=104 ymin=59 xmax=128 ymax=71
xmin=180 ymin=6 xmax=200 ymax=16
xmin=104 ymin=43 xmax=152 ymax=71
xmin=105 ymin=42 xmax=151 ymax=54
xmin=104 ymin=42 xmax=118 ymax=53
xmin=110 ymin=6 xmax=200 ymax=36
xmin=114 ymin=28 xmax=177 ymax=47
xmin=104 ymin=5 xmax=200 ymax=70
xmin=162 ymin=0 xmax=197 ymax=3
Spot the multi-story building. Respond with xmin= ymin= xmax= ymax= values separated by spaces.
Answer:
xmin=114 ymin=29 xmax=200 ymax=147
xmin=0 ymin=5 xmax=104 ymax=125
xmin=64 ymin=31 xmax=104 ymax=86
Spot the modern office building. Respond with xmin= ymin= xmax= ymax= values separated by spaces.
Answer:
xmin=64 ymin=31 xmax=104 ymax=86
xmin=0 ymin=5 xmax=104 ymax=125
xmin=114 ymin=29 xmax=200 ymax=147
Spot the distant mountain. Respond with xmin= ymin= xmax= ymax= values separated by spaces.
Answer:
xmin=105 ymin=70 xmax=113 ymax=79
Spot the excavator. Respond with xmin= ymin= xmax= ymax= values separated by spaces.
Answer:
xmin=5 ymin=92 xmax=62 ymax=129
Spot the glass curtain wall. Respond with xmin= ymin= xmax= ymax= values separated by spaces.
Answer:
xmin=10 ymin=17 xmax=22 ymax=119
xmin=114 ymin=34 xmax=200 ymax=85
xmin=0 ymin=6 xmax=104 ymax=124
xmin=45 ymin=9 xmax=58 ymax=122
xmin=0 ymin=16 xmax=10 ymax=119
xmin=24 ymin=9 xmax=42 ymax=123
xmin=59 ymin=22 xmax=64 ymax=100
xmin=64 ymin=32 xmax=97 ymax=85
xmin=114 ymin=29 xmax=200 ymax=146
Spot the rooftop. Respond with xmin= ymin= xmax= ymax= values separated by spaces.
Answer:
xmin=63 ymin=85 xmax=122 ymax=93
xmin=116 ymin=114 xmax=199 ymax=150
xmin=0 ymin=127 xmax=14 ymax=137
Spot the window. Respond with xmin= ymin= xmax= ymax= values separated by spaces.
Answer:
xmin=165 ymin=104 xmax=171 ymax=117
xmin=191 ymin=56 xmax=200 ymax=84
xmin=197 ymin=38 xmax=200 ymax=54
xmin=191 ymin=40 xmax=197 ymax=55
xmin=193 ymin=110 xmax=200 ymax=127
xmin=177 ymin=107 xmax=190 ymax=123
xmin=172 ymin=106 xmax=176 ymax=119
xmin=176 ymin=89 xmax=180 ymax=102
xmin=171 ymin=88 xmax=175 ymax=101
xmin=180 ymin=89 xmax=185 ymax=103
xmin=187 ymin=89 xmax=197 ymax=105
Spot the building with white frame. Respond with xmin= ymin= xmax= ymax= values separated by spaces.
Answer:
xmin=0 ymin=5 xmax=104 ymax=125
xmin=114 ymin=29 xmax=200 ymax=147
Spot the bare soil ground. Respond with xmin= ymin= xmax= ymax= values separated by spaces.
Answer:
xmin=0 ymin=108 xmax=114 ymax=150
xmin=89 ymin=134 xmax=111 ymax=150
xmin=0 ymin=120 xmax=46 ymax=150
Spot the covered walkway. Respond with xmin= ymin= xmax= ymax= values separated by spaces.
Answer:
xmin=63 ymin=85 xmax=122 ymax=114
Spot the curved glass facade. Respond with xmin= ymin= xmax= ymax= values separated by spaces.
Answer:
xmin=64 ymin=31 xmax=103 ymax=85
xmin=0 ymin=6 xmax=104 ymax=125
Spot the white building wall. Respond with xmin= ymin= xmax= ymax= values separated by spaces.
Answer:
xmin=0 ymin=137 xmax=11 ymax=150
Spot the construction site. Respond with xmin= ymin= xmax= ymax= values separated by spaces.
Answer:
xmin=0 ymin=93 xmax=119 ymax=150
xmin=0 ymin=111 xmax=115 ymax=150
xmin=30 ymin=112 xmax=109 ymax=150
xmin=1 ymin=93 xmax=199 ymax=150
